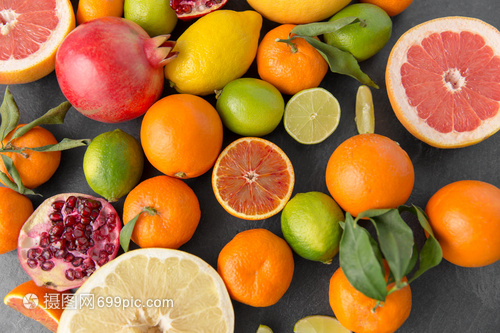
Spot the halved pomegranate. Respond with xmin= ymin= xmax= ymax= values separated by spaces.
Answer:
xmin=170 ymin=0 xmax=228 ymax=20
xmin=18 ymin=194 xmax=121 ymax=292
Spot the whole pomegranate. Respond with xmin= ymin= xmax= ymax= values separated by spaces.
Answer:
xmin=18 ymin=194 xmax=121 ymax=291
xmin=55 ymin=17 xmax=177 ymax=123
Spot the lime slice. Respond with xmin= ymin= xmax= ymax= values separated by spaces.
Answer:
xmin=355 ymin=85 xmax=375 ymax=134
xmin=284 ymin=88 xmax=341 ymax=144
xmin=257 ymin=324 xmax=274 ymax=333
xmin=294 ymin=315 xmax=351 ymax=333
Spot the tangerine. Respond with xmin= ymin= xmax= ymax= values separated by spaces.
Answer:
xmin=325 ymin=133 xmax=414 ymax=217
xmin=256 ymin=24 xmax=328 ymax=95
xmin=0 ymin=125 xmax=61 ymax=189
xmin=140 ymin=94 xmax=223 ymax=179
xmin=0 ymin=187 xmax=33 ymax=254
xmin=360 ymin=0 xmax=413 ymax=17
xmin=329 ymin=265 xmax=412 ymax=333
xmin=425 ymin=180 xmax=500 ymax=267
xmin=122 ymin=175 xmax=201 ymax=249
xmin=217 ymin=228 xmax=294 ymax=307
xmin=77 ymin=0 xmax=124 ymax=25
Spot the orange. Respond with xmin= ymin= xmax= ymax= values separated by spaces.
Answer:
xmin=123 ymin=175 xmax=201 ymax=249
xmin=425 ymin=180 xmax=500 ymax=267
xmin=0 ymin=187 xmax=33 ymax=254
xmin=386 ymin=17 xmax=500 ymax=148
xmin=217 ymin=228 xmax=294 ymax=307
xmin=77 ymin=0 xmax=124 ymax=25
xmin=325 ymin=133 xmax=414 ymax=217
xmin=360 ymin=0 xmax=413 ymax=16
xmin=329 ymin=265 xmax=412 ymax=333
xmin=256 ymin=24 xmax=329 ymax=95
xmin=140 ymin=94 xmax=223 ymax=179
xmin=0 ymin=125 xmax=61 ymax=189
xmin=212 ymin=137 xmax=295 ymax=220
xmin=0 ymin=0 xmax=75 ymax=84
xmin=3 ymin=279 xmax=65 ymax=332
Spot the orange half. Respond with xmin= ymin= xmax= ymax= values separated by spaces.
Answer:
xmin=212 ymin=137 xmax=295 ymax=220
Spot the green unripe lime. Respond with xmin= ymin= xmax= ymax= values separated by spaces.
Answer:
xmin=124 ymin=0 xmax=178 ymax=37
xmin=216 ymin=78 xmax=285 ymax=137
xmin=281 ymin=192 xmax=344 ymax=264
xmin=83 ymin=129 xmax=144 ymax=202
xmin=324 ymin=3 xmax=392 ymax=61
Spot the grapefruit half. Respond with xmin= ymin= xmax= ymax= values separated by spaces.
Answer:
xmin=212 ymin=137 xmax=295 ymax=220
xmin=386 ymin=16 xmax=500 ymax=148
xmin=0 ymin=0 xmax=75 ymax=84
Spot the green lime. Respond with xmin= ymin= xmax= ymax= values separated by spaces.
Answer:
xmin=83 ymin=129 xmax=144 ymax=202
xmin=284 ymin=88 xmax=340 ymax=145
xmin=124 ymin=0 xmax=178 ymax=37
xmin=324 ymin=3 xmax=392 ymax=61
xmin=257 ymin=324 xmax=273 ymax=333
xmin=355 ymin=85 xmax=375 ymax=134
xmin=294 ymin=315 xmax=351 ymax=333
xmin=215 ymin=78 xmax=285 ymax=137
xmin=281 ymin=192 xmax=344 ymax=264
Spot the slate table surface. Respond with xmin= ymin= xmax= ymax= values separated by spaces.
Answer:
xmin=1 ymin=0 xmax=499 ymax=332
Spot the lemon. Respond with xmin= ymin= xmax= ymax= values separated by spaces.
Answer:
xmin=284 ymin=88 xmax=341 ymax=145
xmin=216 ymin=78 xmax=284 ymax=136
xmin=257 ymin=324 xmax=274 ymax=333
xmin=281 ymin=192 xmax=344 ymax=264
xmin=57 ymin=248 xmax=234 ymax=332
xmin=124 ymin=0 xmax=178 ymax=36
xmin=294 ymin=315 xmax=351 ymax=333
xmin=355 ymin=85 xmax=375 ymax=134
xmin=324 ymin=3 xmax=392 ymax=62
xmin=83 ymin=129 xmax=144 ymax=202
xmin=246 ymin=0 xmax=351 ymax=24
xmin=164 ymin=10 xmax=262 ymax=96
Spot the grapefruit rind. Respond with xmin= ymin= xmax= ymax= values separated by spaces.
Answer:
xmin=212 ymin=137 xmax=295 ymax=221
xmin=0 ymin=0 xmax=76 ymax=84
xmin=386 ymin=16 xmax=500 ymax=148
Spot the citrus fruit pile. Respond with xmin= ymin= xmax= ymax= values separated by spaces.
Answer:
xmin=0 ymin=0 xmax=499 ymax=333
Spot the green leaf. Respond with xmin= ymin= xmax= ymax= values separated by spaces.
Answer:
xmin=303 ymin=37 xmax=379 ymax=89
xmin=119 ymin=207 xmax=156 ymax=252
xmin=404 ymin=242 xmax=419 ymax=277
xmin=290 ymin=17 xmax=364 ymax=37
xmin=355 ymin=208 xmax=392 ymax=222
xmin=10 ymin=101 xmax=72 ymax=141
xmin=339 ymin=213 xmax=387 ymax=301
xmin=370 ymin=209 xmax=414 ymax=288
xmin=0 ymin=87 xmax=20 ymax=143
xmin=0 ymin=155 xmax=38 ymax=195
xmin=20 ymin=138 xmax=90 ymax=153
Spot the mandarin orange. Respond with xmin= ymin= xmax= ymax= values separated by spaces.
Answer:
xmin=0 ymin=187 xmax=33 ymax=254
xmin=360 ymin=0 xmax=413 ymax=16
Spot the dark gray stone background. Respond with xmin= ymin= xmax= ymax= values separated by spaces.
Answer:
xmin=1 ymin=0 xmax=499 ymax=332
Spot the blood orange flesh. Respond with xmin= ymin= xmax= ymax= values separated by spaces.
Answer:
xmin=0 ymin=0 xmax=75 ymax=84
xmin=386 ymin=16 xmax=500 ymax=148
xmin=212 ymin=137 xmax=294 ymax=220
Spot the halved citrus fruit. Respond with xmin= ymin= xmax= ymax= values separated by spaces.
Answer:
xmin=4 ymin=280 xmax=64 ymax=332
xmin=0 ymin=0 xmax=75 ymax=84
xmin=386 ymin=16 xmax=500 ymax=148
xmin=212 ymin=137 xmax=295 ymax=220
xmin=57 ymin=248 xmax=234 ymax=332
xmin=294 ymin=315 xmax=351 ymax=333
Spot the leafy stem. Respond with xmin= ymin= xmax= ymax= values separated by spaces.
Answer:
xmin=120 ymin=206 xmax=157 ymax=253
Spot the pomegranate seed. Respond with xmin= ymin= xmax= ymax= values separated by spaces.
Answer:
xmin=49 ymin=212 xmax=63 ymax=222
xmin=90 ymin=209 xmax=99 ymax=220
xmin=40 ymin=233 xmax=50 ymax=248
xmin=66 ymin=196 xmax=77 ymax=207
xmin=64 ymin=253 xmax=75 ymax=263
xmin=72 ymin=257 xmax=83 ymax=267
xmin=105 ymin=243 xmax=115 ymax=254
xmin=85 ymin=267 xmax=95 ymax=276
xmin=64 ymin=207 xmax=73 ymax=215
xmin=74 ymin=224 xmax=85 ymax=231
xmin=27 ymin=248 xmax=42 ymax=259
xmin=67 ymin=241 xmax=76 ymax=250
xmin=90 ymin=200 xmax=101 ymax=209
xmin=81 ymin=206 xmax=91 ymax=217
xmin=51 ymin=201 xmax=65 ymax=210
xmin=99 ymin=250 xmax=108 ymax=259
xmin=49 ymin=222 xmax=64 ymax=236
xmin=97 ymin=257 xmax=108 ymax=266
xmin=65 ymin=269 xmax=75 ymax=281
xmin=54 ymin=249 xmax=67 ymax=259
xmin=41 ymin=260 xmax=55 ymax=271
xmin=74 ymin=269 xmax=83 ymax=279
xmin=77 ymin=237 xmax=88 ymax=246
xmin=81 ymin=216 xmax=91 ymax=225
xmin=63 ymin=232 xmax=75 ymax=241
xmin=82 ymin=259 xmax=96 ymax=270
xmin=73 ymin=229 xmax=84 ymax=238
xmin=41 ymin=249 xmax=53 ymax=260
xmin=64 ymin=216 xmax=76 ymax=226
xmin=27 ymin=259 xmax=38 ymax=269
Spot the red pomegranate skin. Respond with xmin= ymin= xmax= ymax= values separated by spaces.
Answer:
xmin=55 ymin=17 xmax=165 ymax=123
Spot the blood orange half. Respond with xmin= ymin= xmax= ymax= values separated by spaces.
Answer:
xmin=0 ymin=0 xmax=75 ymax=84
xmin=212 ymin=137 xmax=295 ymax=220
xmin=386 ymin=16 xmax=500 ymax=148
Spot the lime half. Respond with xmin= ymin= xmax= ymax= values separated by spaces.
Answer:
xmin=294 ymin=315 xmax=351 ymax=333
xmin=284 ymin=88 xmax=341 ymax=144
xmin=257 ymin=324 xmax=273 ymax=333
xmin=355 ymin=85 xmax=375 ymax=134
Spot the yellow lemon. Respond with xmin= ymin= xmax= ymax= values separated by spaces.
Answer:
xmin=246 ymin=0 xmax=351 ymax=24
xmin=164 ymin=10 xmax=262 ymax=96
